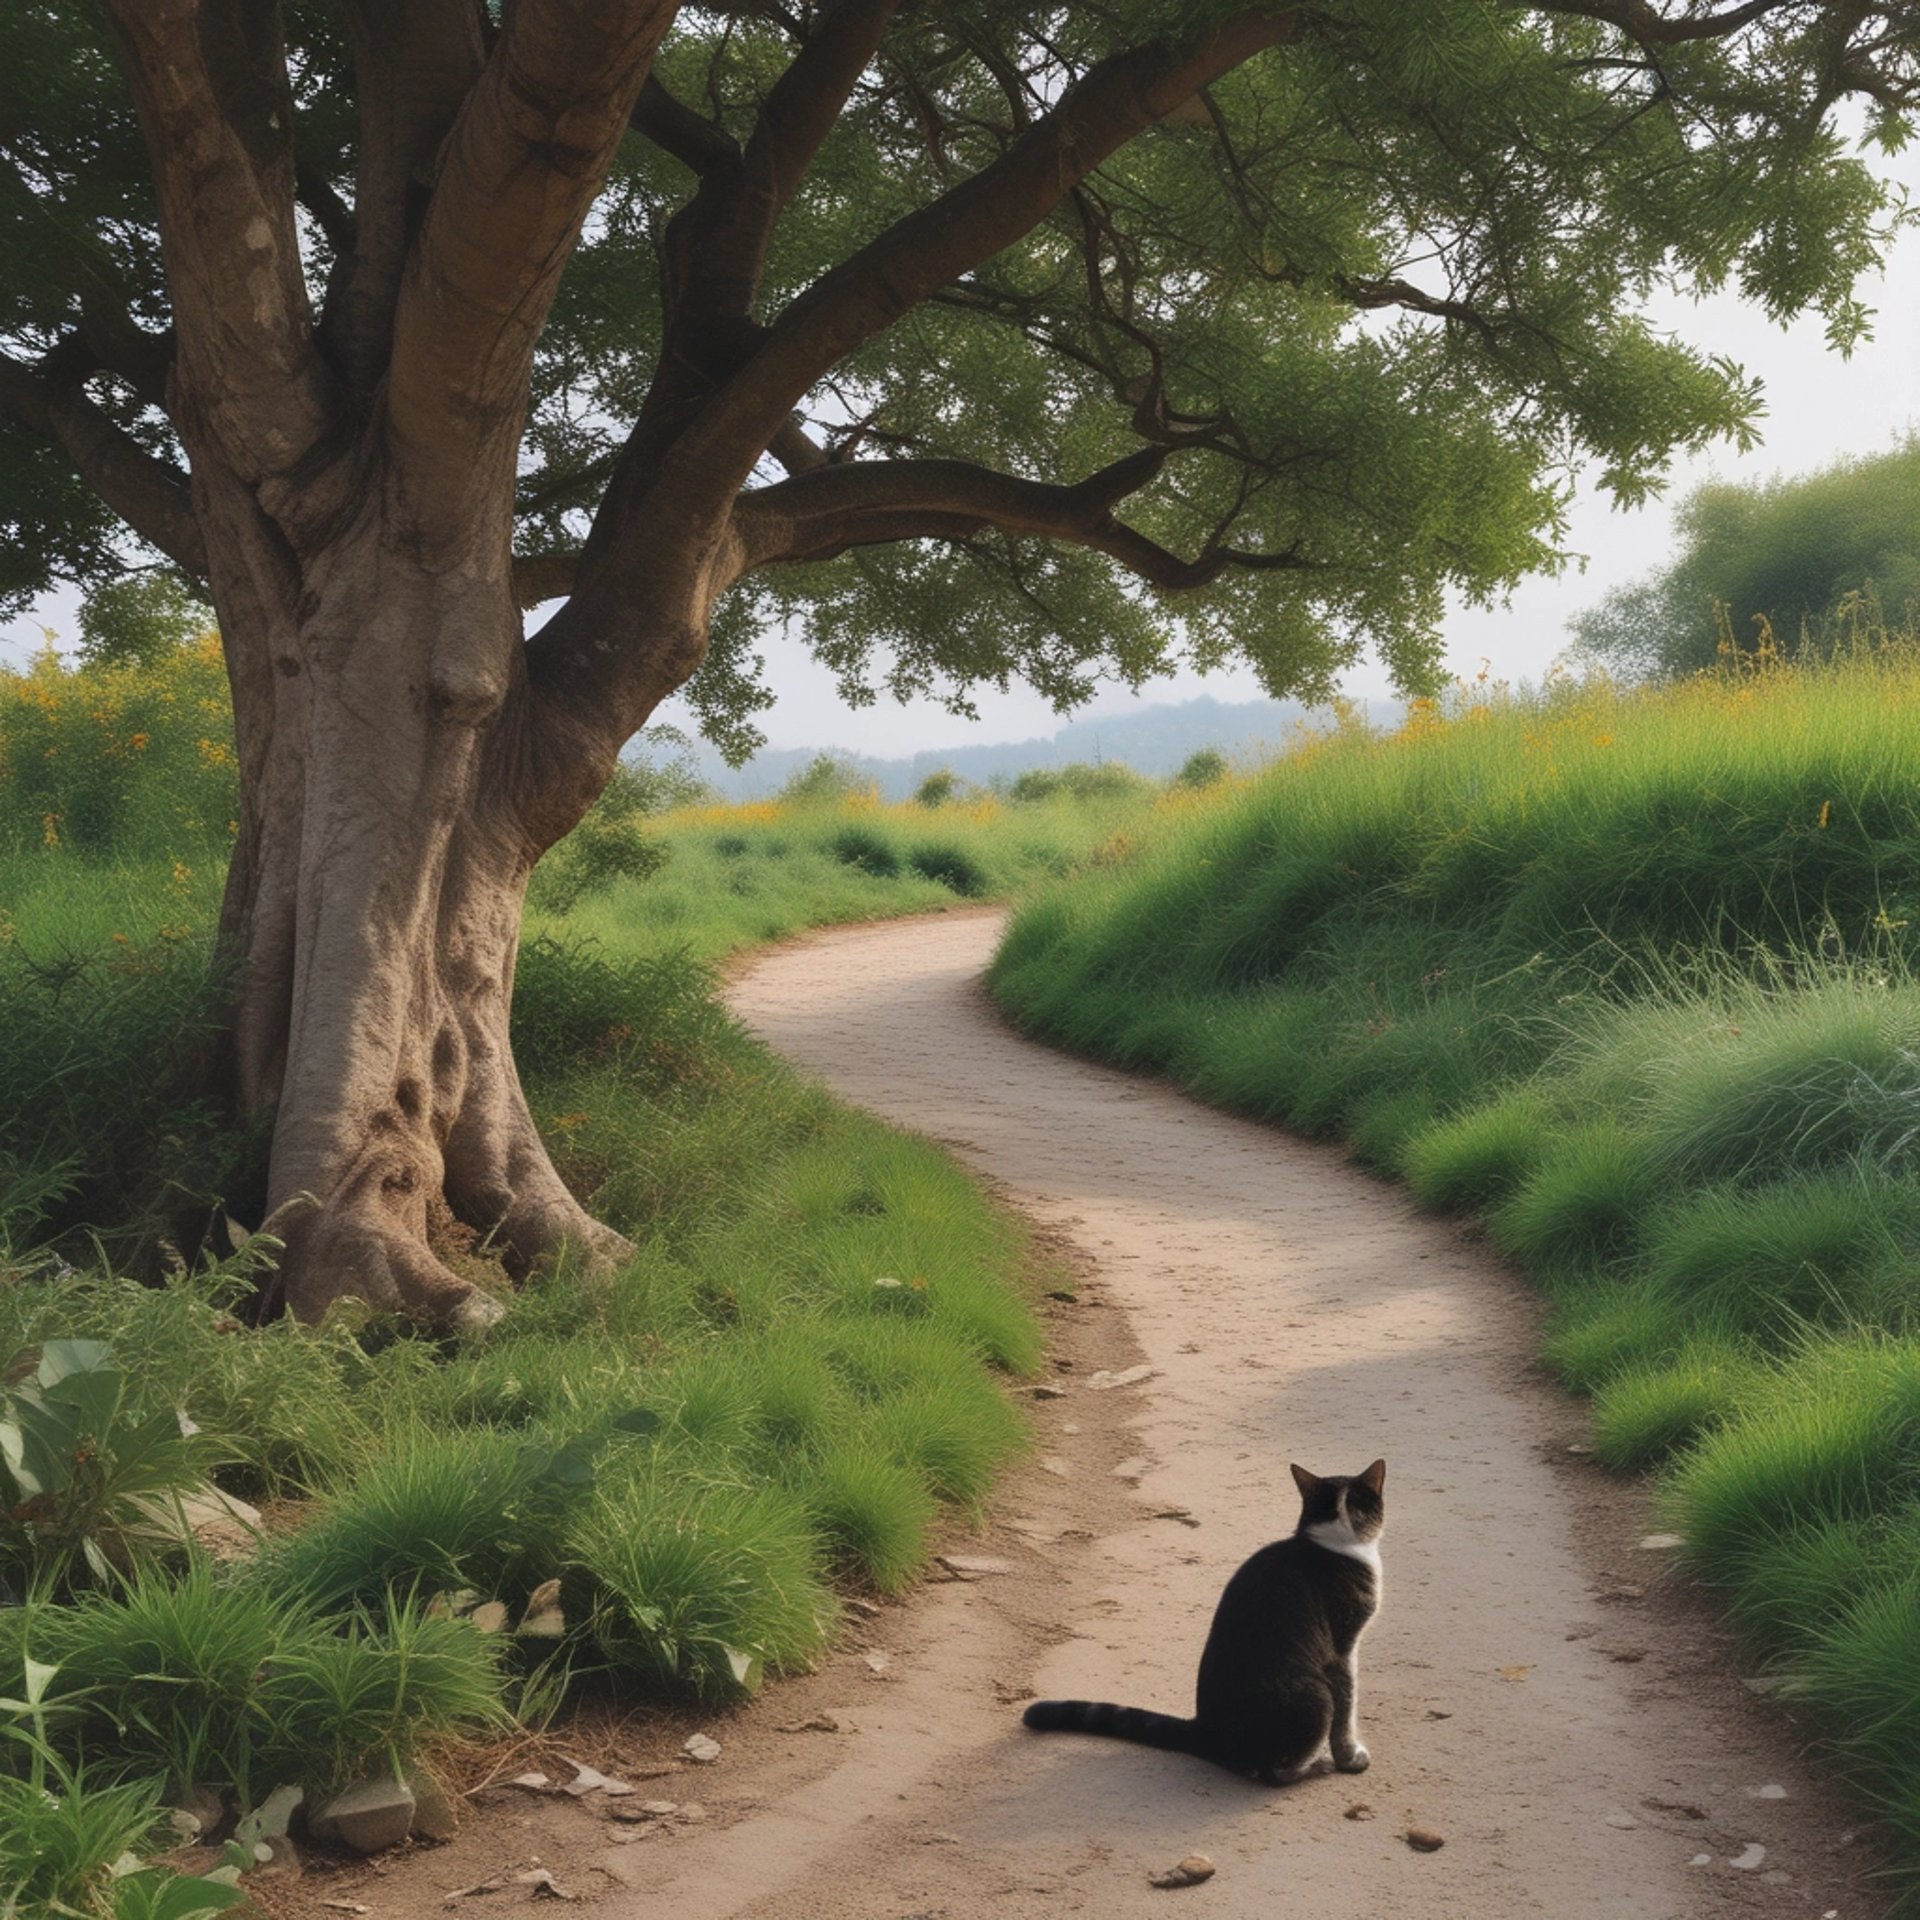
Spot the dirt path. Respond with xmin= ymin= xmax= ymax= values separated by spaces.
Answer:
xmin=284 ymin=910 xmax=1882 ymax=1920
xmin=701 ymin=911 xmax=1879 ymax=1920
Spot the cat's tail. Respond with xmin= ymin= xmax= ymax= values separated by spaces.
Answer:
xmin=1022 ymin=1699 xmax=1201 ymax=1754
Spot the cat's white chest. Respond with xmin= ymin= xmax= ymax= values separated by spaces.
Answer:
xmin=1305 ymin=1519 xmax=1384 ymax=1588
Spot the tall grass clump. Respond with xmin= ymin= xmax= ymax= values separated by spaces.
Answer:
xmin=992 ymin=632 xmax=1920 ymax=1897
xmin=29 ymin=1569 xmax=509 ymax=1802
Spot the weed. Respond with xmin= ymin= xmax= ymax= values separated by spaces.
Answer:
xmin=254 ymin=1595 xmax=510 ymax=1797
xmin=573 ymin=1469 xmax=833 ymax=1699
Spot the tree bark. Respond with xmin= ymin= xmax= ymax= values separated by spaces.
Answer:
xmin=210 ymin=495 xmax=638 ymax=1330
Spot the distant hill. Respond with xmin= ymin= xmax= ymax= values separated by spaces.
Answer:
xmin=682 ymin=694 xmax=1389 ymax=800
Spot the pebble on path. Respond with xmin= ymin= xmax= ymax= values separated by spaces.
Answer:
xmin=1147 ymin=1855 xmax=1216 ymax=1889
xmin=1404 ymin=1829 xmax=1446 ymax=1853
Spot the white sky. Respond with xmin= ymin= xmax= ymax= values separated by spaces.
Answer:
xmin=7 ymin=143 xmax=1916 ymax=755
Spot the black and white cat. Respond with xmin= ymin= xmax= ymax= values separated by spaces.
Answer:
xmin=1023 ymin=1459 xmax=1386 ymax=1783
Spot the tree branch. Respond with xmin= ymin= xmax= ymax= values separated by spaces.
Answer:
xmin=75 ymin=297 xmax=175 ymax=414
xmin=640 ymin=9 xmax=1303 ymax=529
xmin=1527 ymin=1 xmax=1806 ymax=46
xmin=533 ymin=9 xmax=1304 ymax=754
xmin=295 ymin=156 xmax=359 ymax=258
xmin=383 ymin=0 xmax=683 ymax=538
xmin=329 ymin=0 xmax=486 ymax=394
xmin=100 ymin=0 xmax=336 ymax=486
xmin=767 ymin=411 xmax=830 ymax=474
xmin=631 ymin=0 xmax=900 ymax=457
xmin=0 ymin=346 xmax=207 ymax=577
xmin=729 ymin=447 xmax=1311 ymax=589
xmin=631 ymin=74 xmax=738 ymax=174
xmin=513 ymin=548 xmax=580 ymax=607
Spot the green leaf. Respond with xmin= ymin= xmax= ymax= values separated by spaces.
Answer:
xmin=0 ymin=1415 xmax=44 ymax=1497
xmin=110 ymin=1866 xmax=247 ymax=1920
xmin=20 ymin=1656 xmax=58 ymax=1708
xmin=35 ymin=1337 xmax=111 ymax=1388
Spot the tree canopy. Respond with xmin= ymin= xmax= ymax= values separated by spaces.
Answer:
xmin=1572 ymin=432 xmax=1920 ymax=677
xmin=3 ymin=1 xmax=1915 ymax=756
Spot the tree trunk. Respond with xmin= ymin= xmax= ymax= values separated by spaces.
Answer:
xmin=211 ymin=496 xmax=634 ymax=1330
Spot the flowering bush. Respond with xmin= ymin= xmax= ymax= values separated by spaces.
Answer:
xmin=0 ymin=634 xmax=235 ymax=858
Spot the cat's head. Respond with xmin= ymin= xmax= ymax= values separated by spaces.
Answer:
xmin=1289 ymin=1459 xmax=1386 ymax=1543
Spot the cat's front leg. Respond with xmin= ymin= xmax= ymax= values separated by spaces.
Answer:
xmin=1328 ymin=1654 xmax=1370 ymax=1772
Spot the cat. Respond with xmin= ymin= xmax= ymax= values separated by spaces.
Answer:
xmin=1023 ymin=1458 xmax=1385 ymax=1783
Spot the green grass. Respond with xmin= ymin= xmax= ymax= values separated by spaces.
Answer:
xmin=572 ymin=1469 xmax=834 ymax=1699
xmin=544 ymin=780 xmax=1164 ymax=965
xmin=990 ymin=639 xmax=1920 ymax=1906
xmin=0 ymin=647 xmax=1118 ymax=1885
xmin=19 ymin=1569 xmax=509 ymax=1804
xmin=1486 ymin=1121 xmax=1658 ymax=1277
xmin=0 ymin=1764 xmax=164 ymax=1918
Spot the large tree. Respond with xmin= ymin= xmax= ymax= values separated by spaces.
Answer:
xmin=2 ymin=1 xmax=1913 ymax=1328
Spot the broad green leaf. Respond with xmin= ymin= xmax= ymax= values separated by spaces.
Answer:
xmin=35 ymin=1337 xmax=111 ymax=1387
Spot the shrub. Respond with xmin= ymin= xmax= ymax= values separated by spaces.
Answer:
xmin=1589 ymin=1338 xmax=1758 ymax=1468
xmin=806 ymin=1443 xmax=935 ymax=1593
xmin=1572 ymin=434 xmax=1920 ymax=678
xmin=1640 ymin=1174 xmax=1920 ymax=1337
xmin=908 ymin=841 xmax=986 ymax=895
xmin=530 ymin=807 xmax=668 ymax=914
xmin=32 ymin=1577 xmax=512 ymax=1801
xmin=254 ymin=1597 xmax=509 ymax=1797
xmin=1006 ymin=767 xmax=1061 ymax=803
xmin=613 ymin=730 xmax=711 ymax=814
xmin=263 ymin=1425 xmax=595 ymax=1612
xmin=0 ymin=635 xmax=235 ymax=858
xmin=779 ymin=753 xmax=873 ymax=806
xmin=1538 ymin=1278 xmax=1694 ymax=1392
xmin=830 ymin=823 xmax=902 ymax=876
xmin=511 ymin=936 xmax=735 ymax=1095
xmin=1666 ymin=1337 xmax=1920 ymax=1580
xmin=0 ymin=916 xmax=233 ymax=1256
xmin=0 ymin=1338 xmax=235 ymax=1598
xmin=42 ymin=1565 xmax=296 ymax=1800
xmin=76 ymin=576 xmax=213 ymax=672
xmin=1174 ymin=747 xmax=1228 ymax=789
xmin=0 ymin=1765 xmax=163 ymax=1919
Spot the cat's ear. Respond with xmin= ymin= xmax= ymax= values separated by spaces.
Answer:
xmin=1359 ymin=1459 xmax=1386 ymax=1494
xmin=1289 ymin=1463 xmax=1321 ymax=1497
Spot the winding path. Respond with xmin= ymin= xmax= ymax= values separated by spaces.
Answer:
xmin=600 ymin=910 xmax=1878 ymax=1919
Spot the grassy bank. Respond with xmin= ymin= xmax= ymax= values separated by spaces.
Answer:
xmin=539 ymin=762 xmax=1172 ymax=964
xmin=0 ymin=647 xmax=1068 ymax=1913
xmin=991 ymin=640 xmax=1920 ymax=1891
